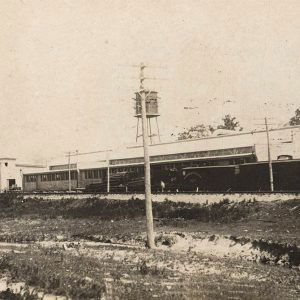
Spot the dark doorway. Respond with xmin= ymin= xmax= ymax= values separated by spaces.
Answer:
xmin=8 ymin=179 xmax=16 ymax=189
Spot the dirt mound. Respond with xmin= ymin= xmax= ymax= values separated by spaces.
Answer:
xmin=156 ymin=233 xmax=300 ymax=268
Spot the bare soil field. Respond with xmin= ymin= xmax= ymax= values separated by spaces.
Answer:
xmin=0 ymin=194 xmax=299 ymax=299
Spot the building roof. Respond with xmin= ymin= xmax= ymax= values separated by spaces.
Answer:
xmin=0 ymin=157 xmax=16 ymax=161
xmin=16 ymin=163 xmax=46 ymax=168
xmin=24 ymin=125 xmax=300 ymax=175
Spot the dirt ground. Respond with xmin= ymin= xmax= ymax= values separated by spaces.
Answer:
xmin=0 ymin=195 xmax=299 ymax=299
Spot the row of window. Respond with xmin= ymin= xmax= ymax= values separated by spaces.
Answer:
xmin=49 ymin=164 xmax=77 ymax=171
xmin=24 ymin=157 xmax=254 ymax=183
xmin=84 ymin=169 xmax=105 ymax=179
xmin=83 ymin=167 xmax=144 ymax=179
xmin=153 ymin=158 xmax=252 ymax=171
xmin=110 ymin=146 xmax=254 ymax=166
xmin=41 ymin=172 xmax=78 ymax=182
xmin=110 ymin=166 xmax=144 ymax=174
xmin=25 ymin=172 xmax=78 ymax=182
xmin=25 ymin=175 xmax=37 ymax=183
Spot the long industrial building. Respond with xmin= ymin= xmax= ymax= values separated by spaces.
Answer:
xmin=20 ymin=125 xmax=300 ymax=192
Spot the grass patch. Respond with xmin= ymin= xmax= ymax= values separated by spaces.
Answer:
xmin=0 ymin=195 xmax=261 ymax=223
xmin=0 ymin=250 xmax=106 ymax=299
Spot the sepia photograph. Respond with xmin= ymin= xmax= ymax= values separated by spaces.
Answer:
xmin=0 ymin=0 xmax=299 ymax=299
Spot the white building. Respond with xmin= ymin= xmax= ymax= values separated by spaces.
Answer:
xmin=31 ymin=125 xmax=300 ymax=170
xmin=0 ymin=158 xmax=45 ymax=192
xmin=108 ymin=125 xmax=300 ymax=165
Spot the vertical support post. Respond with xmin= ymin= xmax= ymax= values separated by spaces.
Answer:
xmin=140 ymin=63 xmax=155 ymax=249
xmin=68 ymin=151 xmax=71 ymax=192
xmin=136 ymin=117 xmax=140 ymax=142
xmin=148 ymin=118 xmax=153 ymax=144
xmin=106 ymin=151 xmax=110 ymax=193
xmin=0 ymin=163 xmax=2 ymax=192
xmin=155 ymin=117 xmax=161 ymax=143
xmin=20 ymin=169 xmax=23 ymax=191
xmin=76 ymin=150 xmax=79 ymax=189
xmin=265 ymin=117 xmax=274 ymax=191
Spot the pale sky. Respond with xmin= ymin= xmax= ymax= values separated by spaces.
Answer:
xmin=0 ymin=0 xmax=299 ymax=163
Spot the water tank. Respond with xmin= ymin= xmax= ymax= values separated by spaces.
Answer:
xmin=135 ymin=91 xmax=160 ymax=118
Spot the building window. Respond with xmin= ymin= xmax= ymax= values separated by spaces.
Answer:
xmin=71 ymin=172 xmax=78 ymax=180
xmin=25 ymin=175 xmax=37 ymax=183
xmin=41 ymin=174 xmax=48 ymax=182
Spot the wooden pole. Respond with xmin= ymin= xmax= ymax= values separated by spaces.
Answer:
xmin=68 ymin=151 xmax=71 ymax=192
xmin=106 ymin=151 xmax=110 ymax=193
xmin=76 ymin=150 xmax=79 ymax=189
xmin=265 ymin=117 xmax=274 ymax=191
xmin=139 ymin=63 xmax=155 ymax=249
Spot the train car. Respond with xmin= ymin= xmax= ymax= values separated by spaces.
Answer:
xmin=181 ymin=158 xmax=300 ymax=192
xmin=23 ymin=156 xmax=300 ymax=193
xmin=181 ymin=165 xmax=238 ymax=192
xmin=22 ymin=126 xmax=300 ymax=193
xmin=23 ymin=149 xmax=257 ymax=192
xmin=237 ymin=159 xmax=300 ymax=192
xmin=23 ymin=170 xmax=79 ymax=192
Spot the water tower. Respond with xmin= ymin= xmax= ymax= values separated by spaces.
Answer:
xmin=134 ymin=90 xmax=161 ymax=144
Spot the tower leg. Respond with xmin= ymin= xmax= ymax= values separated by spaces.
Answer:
xmin=149 ymin=118 xmax=153 ymax=144
xmin=156 ymin=117 xmax=161 ymax=143
xmin=136 ymin=118 xmax=140 ymax=142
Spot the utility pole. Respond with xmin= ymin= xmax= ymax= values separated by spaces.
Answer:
xmin=139 ymin=63 xmax=155 ymax=249
xmin=67 ymin=151 xmax=71 ymax=192
xmin=76 ymin=150 xmax=79 ymax=189
xmin=68 ymin=149 xmax=112 ymax=192
xmin=106 ymin=151 xmax=110 ymax=193
xmin=265 ymin=117 xmax=274 ymax=191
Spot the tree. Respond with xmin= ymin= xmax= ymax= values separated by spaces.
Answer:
xmin=178 ymin=124 xmax=214 ymax=140
xmin=289 ymin=108 xmax=300 ymax=126
xmin=177 ymin=114 xmax=242 ymax=140
xmin=217 ymin=114 xmax=242 ymax=131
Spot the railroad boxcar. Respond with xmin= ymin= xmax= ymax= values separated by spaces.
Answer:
xmin=181 ymin=159 xmax=300 ymax=192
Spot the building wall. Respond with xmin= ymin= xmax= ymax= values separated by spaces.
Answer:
xmin=23 ymin=182 xmax=37 ymax=192
xmin=78 ymin=178 xmax=104 ymax=189
xmin=293 ymin=129 xmax=300 ymax=158
xmin=115 ymin=126 xmax=300 ymax=163
xmin=37 ymin=180 xmax=78 ymax=191
xmin=0 ymin=159 xmax=45 ymax=192
xmin=0 ymin=159 xmax=20 ymax=191
xmin=253 ymin=127 xmax=299 ymax=161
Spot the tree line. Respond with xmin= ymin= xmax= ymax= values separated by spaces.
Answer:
xmin=178 ymin=108 xmax=300 ymax=140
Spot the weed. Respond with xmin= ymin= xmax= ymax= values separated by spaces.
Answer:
xmin=139 ymin=260 xmax=167 ymax=277
xmin=0 ymin=289 xmax=37 ymax=300
xmin=1 ymin=250 xmax=106 ymax=299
